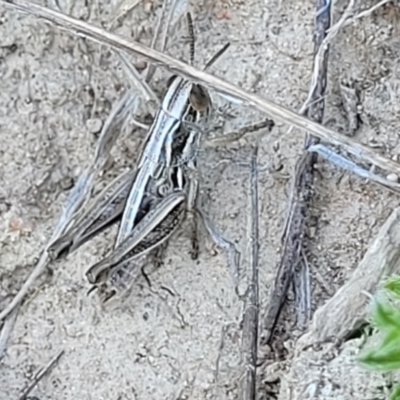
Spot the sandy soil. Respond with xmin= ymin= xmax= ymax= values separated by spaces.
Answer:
xmin=1 ymin=0 xmax=400 ymax=399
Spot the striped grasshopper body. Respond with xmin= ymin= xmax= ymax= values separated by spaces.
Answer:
xmin=47 ymin=13 xmax=218 ymax=303
xmin=87 ymin=102 xmax=209 ymax=302
xmin=46 ymin=79 xmax=207 ymax=263
xmin=46 ymin=86 xmax=208 ymax=303
xmin=115 ymin=11 xmax=213 ymax=246
xmin=116 ymin=76 xmax=197 ymax=245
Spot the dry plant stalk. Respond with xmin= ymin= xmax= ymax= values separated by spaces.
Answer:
xmin=279 ymin=207 xmax=400 ymax=400
xmin=262 ymin=0 xmax=331 ymax=344
xmin=0 ymin=308 xmax=18 ymax=359
xmin=240 ymin=146 xmax=260 ymax=400
xmin=302 ymin=208 xmax=400 ymax=344
xmin=2 ymin=0 xmax=400 ymax=177
xmin=298 ymin=0 xmax=354 ymax=116
xmin=145 ymin=0 xmax=179 ymax=83
xmin=19 ymin=350 xmax=64 ymax=400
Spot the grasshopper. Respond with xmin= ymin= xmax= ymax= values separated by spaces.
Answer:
xmin=47 ymin=13 xmax=205 ymax=258
xmin=47 ymin=13 xmax=225 ymax=302
xmin=86 ymin=98 xmax=208 ymax=302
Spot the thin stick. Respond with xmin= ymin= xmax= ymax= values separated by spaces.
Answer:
xmin=296 ymin=248 xmax=311 ymax=325
xmin=145 ymin=0 xmax=178 ymax=83
xmin=159 ymin=0 xmax=178 ymax=57
xmin=205 ymin=119 xmax=274 ymax=148
xmin=204 ymin=42 xmax=231 ymax=71
xmin=286 ymin=0 xmax=389 ymax=139
xmin=308 ymin=143 xmax=400 ymax=193
xmin=334 ymin=0 xmax=391 ymax=31
xmin=148 ymin=0 xmax=168 ymax=52
xmin=0 ymin=164 xmax=94 ymax=323
xmin=299 ymin=0 xmax=354 ymax=116
xmin=109 ymin=0 xmax=141 ymax=29
xmin=93 ymin=90 xmax=139 ymax=168
xmin=0 ymin=308 xmax=18 ymax=359
xmin=117 ymin=51 xmax=159 ymax=105
xmin=240 ymin=146 xmax=260 ymax=400
xmin=198 ymin=208 xmax=240 ymax=287
xmin=2 ymin=0 xmax=400 ymax=177
xmin=19 ymin=349 xmax=64 ymax=400
xmin=261 ymin=0 xmax=331 ymax=344
xmin=297 ymin=0 xmax=332 ymax=326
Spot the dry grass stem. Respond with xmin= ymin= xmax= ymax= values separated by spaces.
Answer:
xmin=2 ymin=0 xmax=400 ymax=177
xmin=240 ymin=146 xmax=260 ymax=400
xmin=0 ymin=308 xmax=18 ymax=359
xmin=19 ymin=350 xmax=65 ymax=400
xmin=262 ymin=0 xmax=331 ymax=343
xmin=117 ymin=51 xmax=159 ymax=105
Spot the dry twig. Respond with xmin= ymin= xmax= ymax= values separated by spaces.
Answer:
xmin=290 ymin=0 xmax=399 ymax=192
xmin=299 ymin=0 xmax=354 ymax=116
xmin=145 ymin=0 xmax=181 ymax=83
xmin=261 ymin=0 xmax=331 ymax=344
xmin=19 ymin=350 xmax=64 ymax=400
xmin=0 ymin=308 xmax=18 ymax=359
xmin=280 ymin=207 xmax=400 ymax=399
xmin=240 ymin=146 xmax=260 ymax=400
xmin=1 ymin=0 xmax=400 ymax=177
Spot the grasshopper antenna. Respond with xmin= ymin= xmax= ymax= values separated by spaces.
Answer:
xmin=204 ymin=42 xmax=231 ymax=71
xmin=186 ymin=12 xmax=195 ymax=66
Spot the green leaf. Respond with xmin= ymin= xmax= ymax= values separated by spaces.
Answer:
xmin=390 ymin=383 xmax=400 ymax=400
xmin=372 ymin=301 xmax=400 ymax=332
xmin=386 ymin=276 xmax=400 ymax=299
xmin=382 ymin=328 xmax=400 ymax=349
xmin=359 ymin=338 xmax=400 ymax=371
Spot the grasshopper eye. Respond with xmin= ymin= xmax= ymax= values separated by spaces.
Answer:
xmin=190 ymin=84 xmax=211 ymax=112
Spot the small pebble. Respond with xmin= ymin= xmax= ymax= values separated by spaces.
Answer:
xmin=209 ymin=244 xmax=218 ymax=256
xmin=8 ymin=216 xmax=34 ymax=235
xmin=308 ymin=226 xmax=316 ymax=239
xmin=215 ymin=7 xmax=232 ymax=20
xmin=59 ymin=176 xmax=74 ymax=191
xmin=387 ymin=173 xmax=398 ymax=182
xmin=86 ymin=118 xmax=103 ymax=134
xmin=0 ymin=203 xmax=9 ymax=213
xmin=143 ymin=1 xmax=152 ymax=14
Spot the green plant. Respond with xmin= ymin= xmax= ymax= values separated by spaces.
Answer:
xmin=359 ymin=276 xmax=400 ymax=400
